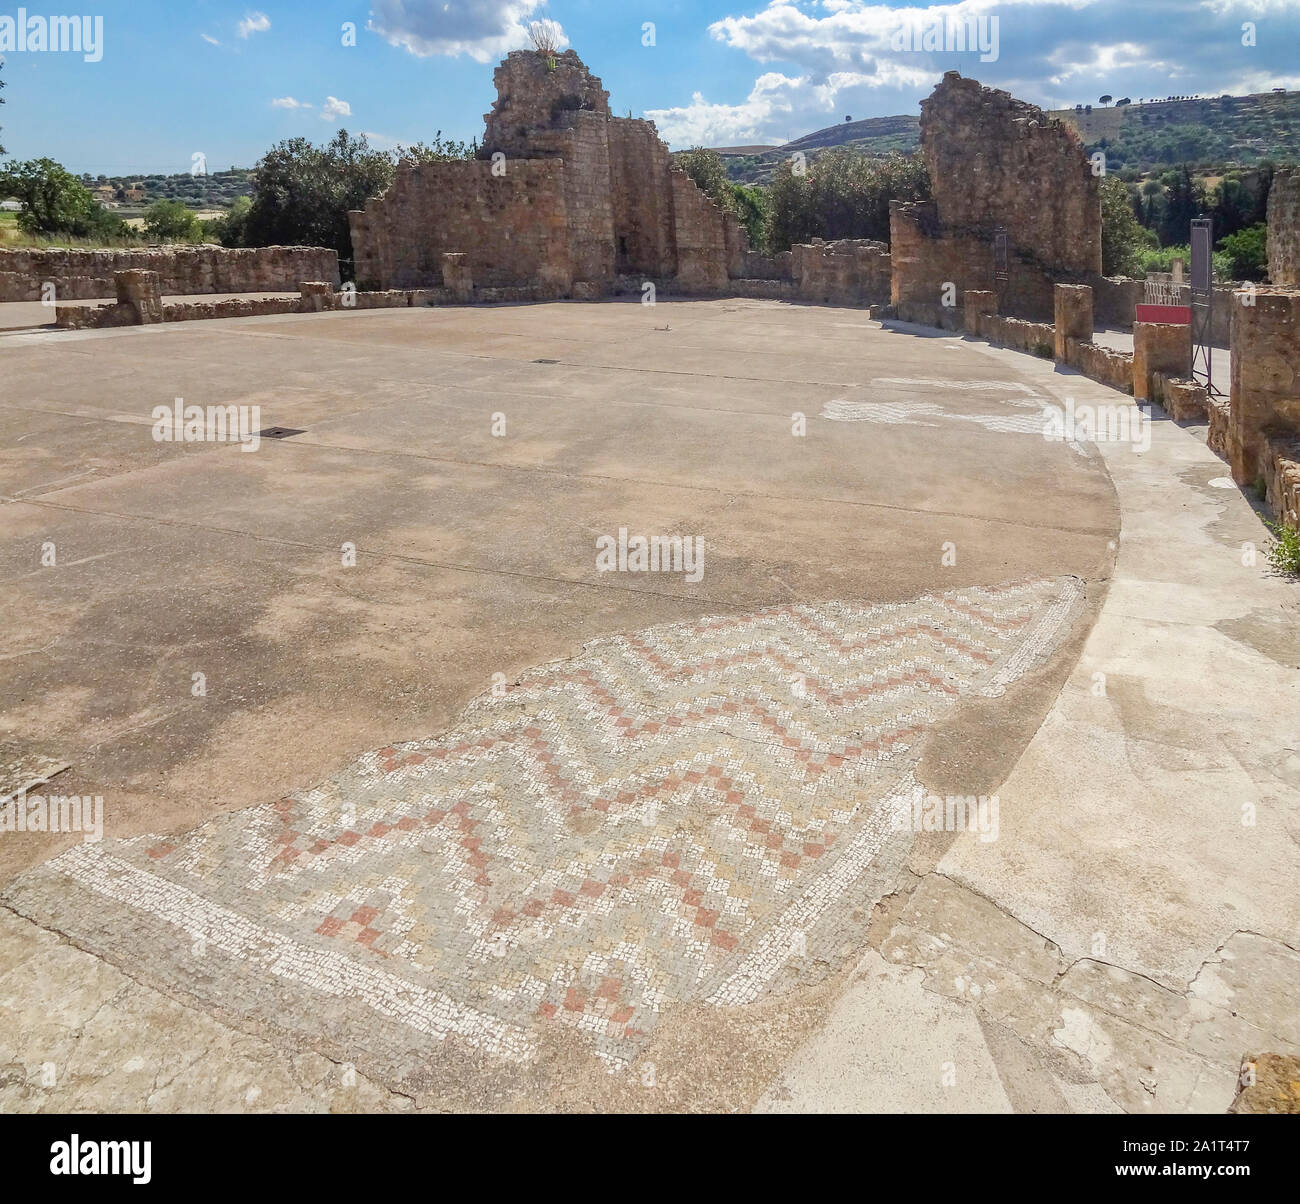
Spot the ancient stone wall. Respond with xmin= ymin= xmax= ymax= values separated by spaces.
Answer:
xmin=483 ymin=49 xmax=611 ymax=158
xmin=1228 ymin=288 xmax=1300 ymax=487
xmin=921 ymin=72 xmax=1101 ymax=275
xmin=1264 ymin=435 xmax=1300 ymax=531
xmin=349 ymin=159 xmax=572 ymax=295
xmin=608 ymin=119 xmax=677 ymax=278
xmin=891 ymin=72 xmax=1101 ymax=324
xmin=792 ymin=240 xmax=891 ymax=306
xmin=1132 ymin=322 xmax=1192 ymax=403
xmin=1267 ymin=167 xmax=1300 ymax=287
xmin=890 ymin=200 xmax=1056 ymax=323
xmin=669 ymin=170 xmax=730 ymax=293
xmin=350 ymin=49 xmax=737 ymax=300
xmin=0 ymin=245 xmax=338 ymax=303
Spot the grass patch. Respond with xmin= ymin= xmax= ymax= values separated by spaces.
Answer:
xmin=1266 ymin=521 xmax=1300 ymax=577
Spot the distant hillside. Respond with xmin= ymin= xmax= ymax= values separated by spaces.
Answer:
xmin=1053 ymin=90 xmax=1300 ymax=171
xmin=77 ymin=170 xmax=254 ymax=212
xmin=716 ymin=88 xmax=1300 ymax=183
xmin=716 ymin=115 xmax=921 ymax=184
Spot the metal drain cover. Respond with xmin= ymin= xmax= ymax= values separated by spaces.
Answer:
xmin=256 ymin=427 xmax=306 ymax=440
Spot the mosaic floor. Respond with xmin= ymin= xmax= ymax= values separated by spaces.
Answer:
xmin=4 ymin=576 xmax=1084 ymax=1094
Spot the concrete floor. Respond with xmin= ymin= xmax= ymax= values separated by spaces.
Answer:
xmin=0 ymin=299 xmax=1294 ymax=1112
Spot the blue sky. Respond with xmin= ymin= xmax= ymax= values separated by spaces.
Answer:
xmin=1 ymin=1 xmax=1298 ymax=175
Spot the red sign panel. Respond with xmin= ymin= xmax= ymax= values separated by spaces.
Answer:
xmin=1135 ymin=304 xmax=1192 ymax=325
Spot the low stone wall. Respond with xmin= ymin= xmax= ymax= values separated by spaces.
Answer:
xmin=981 ymin=314 xmax=1055 ymax=356
xmin=791 ymin=239 xmax=891 ymax=306
xmin=1090 ymin=275 xmax=1235 ymax=346
xmin=1067 ymin=338 xmax=1134 ymax=394
xmin=1208 ymin=398 xmax=1232 ymax=459
xmin=736 ymin=250 xmax=792 ymax=282
xmin=1090 ymin=276 xmax=1143 ymax=328
xmin=1263 ymin=434 xmax=1300 ymax=531
xmin=1152 ymin=375 xmax=1210 ymax=422
xmin=1132 ymin=322 xmax=1192 ymax=403
xmin=727 ymin=278 xmax=798 ymax=301
xmin=56 ymin=280 xmax=454 ymax=330
xmin=0 ymin=245 xmax=340 ymax=303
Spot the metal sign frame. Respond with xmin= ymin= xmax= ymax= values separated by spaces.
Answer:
xmin=1189 ymin=217 xmax=1222 ymax=397
xmin=993 ymin=227 xmax=1009 ymax=284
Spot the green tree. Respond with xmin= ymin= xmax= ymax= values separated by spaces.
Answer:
xmin=143 ymin=199 xmax=201 ymax=242
xmin=1100 ymin=174 xmax=1154 ymax=275
xmin=767 ymin=148 xmax=929 ymax=252
xmin=397 ymin=131 xmax=478 ymax=165
xmin=242 ymin=130 xmax=398 ymax=272
xmin=1217 ymin=222 xmax=1268 ymax=281
xmin=1210 ymin=174 xmax=1254 ymax=238
xmin=202 ymin=195 xmax=251 ymax=247
xmin=1158 ymin=165 xmax=1204 ymax=247
xmin=730 ymin=182 xmax=770 ymax=253
xmin=675 ymin=147 xmax=734 ymax=206
xmin=0 ymin=158 xmax=102 ymax=235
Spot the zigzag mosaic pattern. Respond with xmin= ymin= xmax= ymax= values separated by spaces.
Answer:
xmin=4 ymin=576 xmax=1084 ymax=1084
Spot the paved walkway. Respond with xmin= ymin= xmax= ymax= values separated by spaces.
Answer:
xmin=760 ymin=335 xmax=1300 ymax=1113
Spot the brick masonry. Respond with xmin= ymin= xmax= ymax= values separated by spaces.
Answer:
xmin=1267 ymin=167 xmax=1300 ymax=288
xmin=891 ymin=72 xmax=1101 ymax=325
xmin=350 ymin=50 xmax=741 ymax=299
xmin=1229 ymin=288 xmax=1300 ymax=488
xmin=1132 ymin=323 xmax=1192 ymax=404
xmin=0 ymin=245 xmax=339 ymax=303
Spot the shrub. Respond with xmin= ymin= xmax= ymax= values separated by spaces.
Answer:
xmin=143 ymin=199 xmax=202 ymax=243
xmin=1266 ymin=521 xmax=1300 ymax=576
xmin=1217 ymin=222 xmax=1268 ymax=281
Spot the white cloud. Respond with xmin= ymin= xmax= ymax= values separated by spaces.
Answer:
xmin=201 ymin=34 xmax=221 ymax=47
xmin=367 ymin=0 xmax=566 ymax=63
xmin=238 ymin=12 xmax=271 ymax=40
xmin=272 ymin=96 xmax=312 ymax=110
xmin=321 ymin=96 xmax=353 ymax=121
xmin=664 ymin=0 xmax=1300 ymax=145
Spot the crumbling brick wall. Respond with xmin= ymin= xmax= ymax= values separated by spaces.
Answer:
xmin=1228 ymin=287 xmax=1300 ymax=489
xmin=350 ymin=160 xmax=571 ymax=294
xmin=793 ymin=240 xmax=891 ymax=305
xmin=0 ymin=245 xmax=338 ymax=303
xmin=891 ymin=72 xmax=1101 ymax=322
xmin=350 ymin=49 xmax=737 ymax=299
xmin=922 ymin=72 xmax=1100 ymax=275
xmin=1267 ymin=167 xmax=1300 ymax=287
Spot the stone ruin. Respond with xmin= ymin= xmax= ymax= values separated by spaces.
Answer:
xmin=350 ymin=50 xmax=743 ymax=299
xmin=1268 ymin=167 xmax=1300 ymax=287
xmin=0 ymin=245 xmax=339 ymax=304
xmin=348 ymin=48 xmax=892 ymax=306
xmin=892 ymin=71 xmax=1101 ymax=326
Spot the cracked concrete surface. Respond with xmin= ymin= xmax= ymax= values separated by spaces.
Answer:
xmin=760 ymin=333 xmax=1300 ymax=1114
